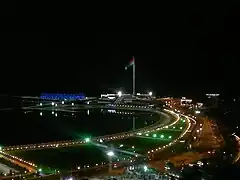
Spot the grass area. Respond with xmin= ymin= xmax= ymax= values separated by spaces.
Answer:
xmin=104 ymin=137 xmax=171 ymax=154
xmin=103 ymin=119 xmax=187 ymax=155
xmin=9 ymin=144 xmax=131 ymax=174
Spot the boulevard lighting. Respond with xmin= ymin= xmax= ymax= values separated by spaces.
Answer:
xmin=52 ymin=111 xmax=54 ymax=115
xmin=153 ymin=134 xmax=157 ymax=138
xmin=160 ymin=135 xmax=164 ymax=138
xmin=180 ymin=127 xmax=183 ymax=130
xmin=0 ymin=146 xmax=2 ymax=151
xmin=40 ymin=112 xmax=43 ymax=116
xmin=99 ymin=139 xmax=103 ymax=143
xmin=40 ymin=103 xmax=42 ymax=106
xmin=52 ymin=102 xmax=54 ymax=106
xmin=85 ymin=138 xmax=91 ymax=143
xmin=117 ymin=91 xmax=122 ymax=97
xmin=62 ymin=101 xmax=64 ymax=105
xmin=149 ymin=92 xmax=153 ymax=96
xmin=169 ymin=136 xmax=172 ymax=139
xmin=107 ymin=151 xmax=114 ymax=157
xmin=38 ymin=168 xmax=42 ymax=172
xmin=119 ymin=144 xmax=123 ymax=148
xmin=72 ymin=103 xmax=74 ymax=106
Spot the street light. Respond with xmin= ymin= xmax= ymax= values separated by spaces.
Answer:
xmin=148 ymin=92 xmax=153 ymax=96
xmin=107 ymin=151 xmax=115 ymax=173
xmin=117 ymin=91 xmax=122 ymax=97
xmin=107 ymin=151 xmax=114 ymax=157
xmin=85 ymin=138 xmax=91 ymax=143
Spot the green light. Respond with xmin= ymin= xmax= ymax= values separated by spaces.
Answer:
xmin=153 ymin=134 xmax=157 ymax=138
xmin=143 ymin=165 xmax=148 ymax=172
xmin=38 ymin=168 xmax=42 ymax=172
xmin=160 ymin=135 xmax=164 ymax=138
xmin=169 ymin=136 xmax=172 ymax=139
xmin=85 ymin=138 xmax=91 ymax=143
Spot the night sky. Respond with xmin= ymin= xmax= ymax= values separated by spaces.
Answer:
xmin=1 ymin=22 xmax=240 ymax=98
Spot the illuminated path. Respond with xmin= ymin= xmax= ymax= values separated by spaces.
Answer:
xmin=147 ymin=114 xmax=192 ymax=156
xmin=0 ymin=107 xmax=187 ymax=174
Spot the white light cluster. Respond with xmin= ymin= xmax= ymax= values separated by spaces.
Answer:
xmin=107 ymin=110 xmax=134 ymax=115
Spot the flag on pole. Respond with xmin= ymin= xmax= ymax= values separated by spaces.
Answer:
xmin=125 ymin=57 xmax=135 ymax=70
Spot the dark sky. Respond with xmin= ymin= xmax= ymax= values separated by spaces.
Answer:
xmin=1 ymin=18 xmax=240 ymax=97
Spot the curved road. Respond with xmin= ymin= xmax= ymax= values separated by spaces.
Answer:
xmin=0 ymin=105 xmax=181 ymax=174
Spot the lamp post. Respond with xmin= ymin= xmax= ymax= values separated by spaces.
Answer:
xmin=107 ymin=151 xmax=114 ymax=173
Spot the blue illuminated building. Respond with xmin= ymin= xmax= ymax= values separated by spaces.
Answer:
xmin=40 ymin=93 xmax=85 ymax=100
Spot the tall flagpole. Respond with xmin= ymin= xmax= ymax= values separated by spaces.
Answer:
xmin=133 ymin=57 xmax=135 ymax=96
